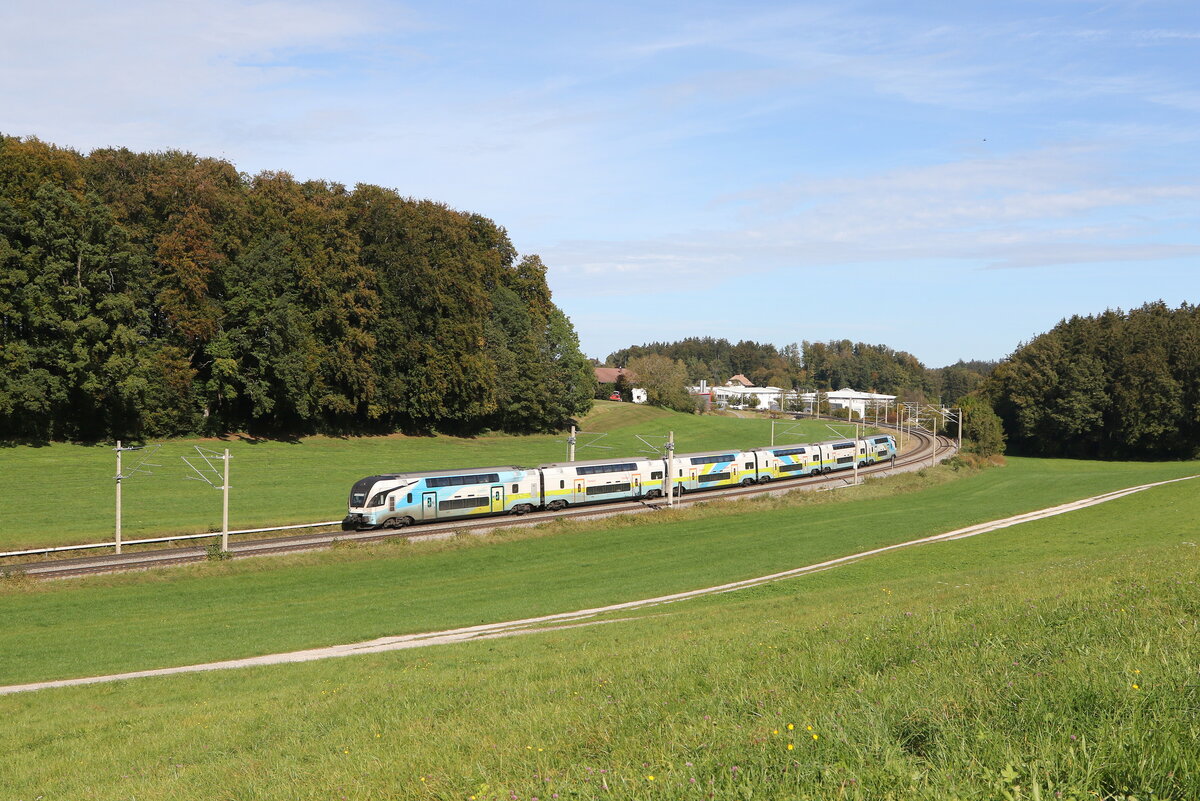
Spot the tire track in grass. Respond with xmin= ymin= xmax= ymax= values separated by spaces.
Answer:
xmin=3 ymin=474 xmax=1195 ymax=696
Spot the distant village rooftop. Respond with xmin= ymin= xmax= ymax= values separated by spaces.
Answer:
xmin=594 ymin=367 xmax=636 ymax=384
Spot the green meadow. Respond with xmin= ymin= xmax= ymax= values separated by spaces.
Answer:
xmin=0 ymin=403 xmax=854 ymax=551
xmin=0 ymin=456 xmax=1196 ymax=799
xmin=1 ymin=457 xmax=1194 ymax=687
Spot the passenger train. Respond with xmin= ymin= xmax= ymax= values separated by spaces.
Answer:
xmin=342 ymin=434 xmax=897 ymax=530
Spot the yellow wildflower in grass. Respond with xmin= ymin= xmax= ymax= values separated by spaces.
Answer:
xmin=812 ymin=734 xmax=819 ymax=740
xmin=787 ymin=744 xmax=794 ymax=751
xmin=647 ymin=775 xmax=655 ymax=781
xmin=772 ymin=729 xmax=779 ymax=735
xmin=787 ymin=723 xmax=794 ymax=731
xmin=1132 ymin=684 xmax=1140 ymax=690
xmin=806 ymin=726 xmax=813 ymax=731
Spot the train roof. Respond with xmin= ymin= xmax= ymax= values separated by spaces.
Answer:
xmin=539 ymin=455 xmax=659 ymax=469
xmin=751 ymin=442 xmax=813 ymax=452
xmin=355 ymin=466 xmax=529 ymax=484
xmin=672 ymin=448 xmax=754 ymax=460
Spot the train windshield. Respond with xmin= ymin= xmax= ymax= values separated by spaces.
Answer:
xmin=349 ymin=474 xmax=407 ymax=508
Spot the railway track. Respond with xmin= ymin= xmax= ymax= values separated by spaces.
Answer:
xmin=12 ymin=428 xmax=954 ymax=580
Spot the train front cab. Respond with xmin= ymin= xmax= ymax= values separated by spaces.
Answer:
xmin=344 ymin=466 xmax=538 ymax=529
xmin=864 ymin=434 xmax=897 ymax=464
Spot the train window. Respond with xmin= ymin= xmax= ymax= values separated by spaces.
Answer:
xmin=428 ymin=473 xmax=501 ymax=488
xmin=690 ymin=454 xmax=734 ymax=465
xmin=560 ymin=480 xmax=565 ymax=489
xmin=585 ymin=483 xmax=632 ymax=496
xmin=406 ymin=494 xmax=412 ymax=504
xmin=745 ymin=461 xmax=753 ymax=469
xmin=651 ymin=471 xmax=663 ymax=480
xmin=512 ymin=484 xmax=518 ymax=493
xmin=438 ymin=497 xmax=490 ymax=511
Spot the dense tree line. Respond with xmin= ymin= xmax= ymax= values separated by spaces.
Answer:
xmin=985 ymin=302 xmax=1199 ymax=459
xmin=607 ymin=337 xmax=795 ymax=389
xmin=607 ymin=336 xmax=958 ymax=400
xmin=0 ymin=135 xmax=594 ymax=441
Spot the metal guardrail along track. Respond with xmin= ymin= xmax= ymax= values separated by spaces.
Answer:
xmin=9 ymin=426 xmax=952 ymax=580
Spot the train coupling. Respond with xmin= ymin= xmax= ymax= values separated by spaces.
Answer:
xmin=341 ymin=514 xmax=366 ymax=531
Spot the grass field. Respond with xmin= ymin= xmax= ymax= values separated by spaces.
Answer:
xmin=0 ymin=455 xmax=1197 ymax=799
xmin=0 ymin=403 xmax=858 ymax=551
xmin=1 ymin=457 xmax=1194 ymax=686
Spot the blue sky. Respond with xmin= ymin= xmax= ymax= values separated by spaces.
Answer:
xmin=3 ymin=0 xmax=1198 ymax=366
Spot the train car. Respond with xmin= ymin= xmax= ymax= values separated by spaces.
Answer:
xmin=538 ymin=457 xmax=664 ymax=510
xmin=668 ymin=449 xmax=757 ymax=495
xmin=860 ymin=434 xmax=897 ymax=465
xmin=751 ymin=443 xmax=823 ymax=481
xmin=342 ymin=466 xmax=539 ymax=530
xmin=810 ymin=439 xmax=860 ymax=474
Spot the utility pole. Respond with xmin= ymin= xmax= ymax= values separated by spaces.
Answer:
xmin=931 ymin=413 xmax=938 ymax=467
xmin=665 ymin=430 xmax=675 ymax=508
xmin=183 ymin=446 xmax=233 ymax=553
xmin=568 ymin=426 xmax=576 ymax=462
xmin=115 ymin=440 xmax=122 ymax=555
xmin=221 ymin=448 xmax=230 ymax=553
xmin=957 ymin=408 xmax=964 ymax=450
xmin=114 ymin=441 xmax=160 ymax=555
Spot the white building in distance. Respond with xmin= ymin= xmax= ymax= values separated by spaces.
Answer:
xmin=692 ymin=380 xmax=895 ymax=417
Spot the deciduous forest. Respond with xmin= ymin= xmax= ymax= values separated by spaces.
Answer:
xmin=0 ymin=135 xmax=595 ymax=442
xmin=985 ymin=302 xmax=1200 ymax=459
xmin=606 ymin=336 xmax=989 ymax=404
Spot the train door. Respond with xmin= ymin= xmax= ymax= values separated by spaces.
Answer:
xmin=574 ymin=478 xmax=586 ymax=503
xmin=490 ymin=485 xmax=504 ymax=513
xmin=422 ymin=492 xmax=437 ymax=521
xmin=632 ymin=474 xmax=641 ymax=496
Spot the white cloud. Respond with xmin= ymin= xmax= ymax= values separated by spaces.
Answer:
xmin=545 ymin=142 xmax=1200 ymax=293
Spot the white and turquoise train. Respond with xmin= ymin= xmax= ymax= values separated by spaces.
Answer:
xmin=342 ymin=434 xmax=897 ymax=530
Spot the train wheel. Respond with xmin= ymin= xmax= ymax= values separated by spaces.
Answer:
xmin=759 ymin=475 xmax=771 ymax=484
xmin=810 ymin=468 xmax=820 ymax=477
xmin=823 ymin=467 xmax=832 ymax=475
xmin=548 ymin=500 xmax=568 ymax=511
xmin=741 ymin=477 xmax=754 ymax=486
xmin=672 ymin=485 xmax=685 ymax=497
xmin=387 ymin=516 xmax=411 ymax=529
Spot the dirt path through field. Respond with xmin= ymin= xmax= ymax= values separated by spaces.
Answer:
xmin=2 ymin=474 xmax=1195 ymax=696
